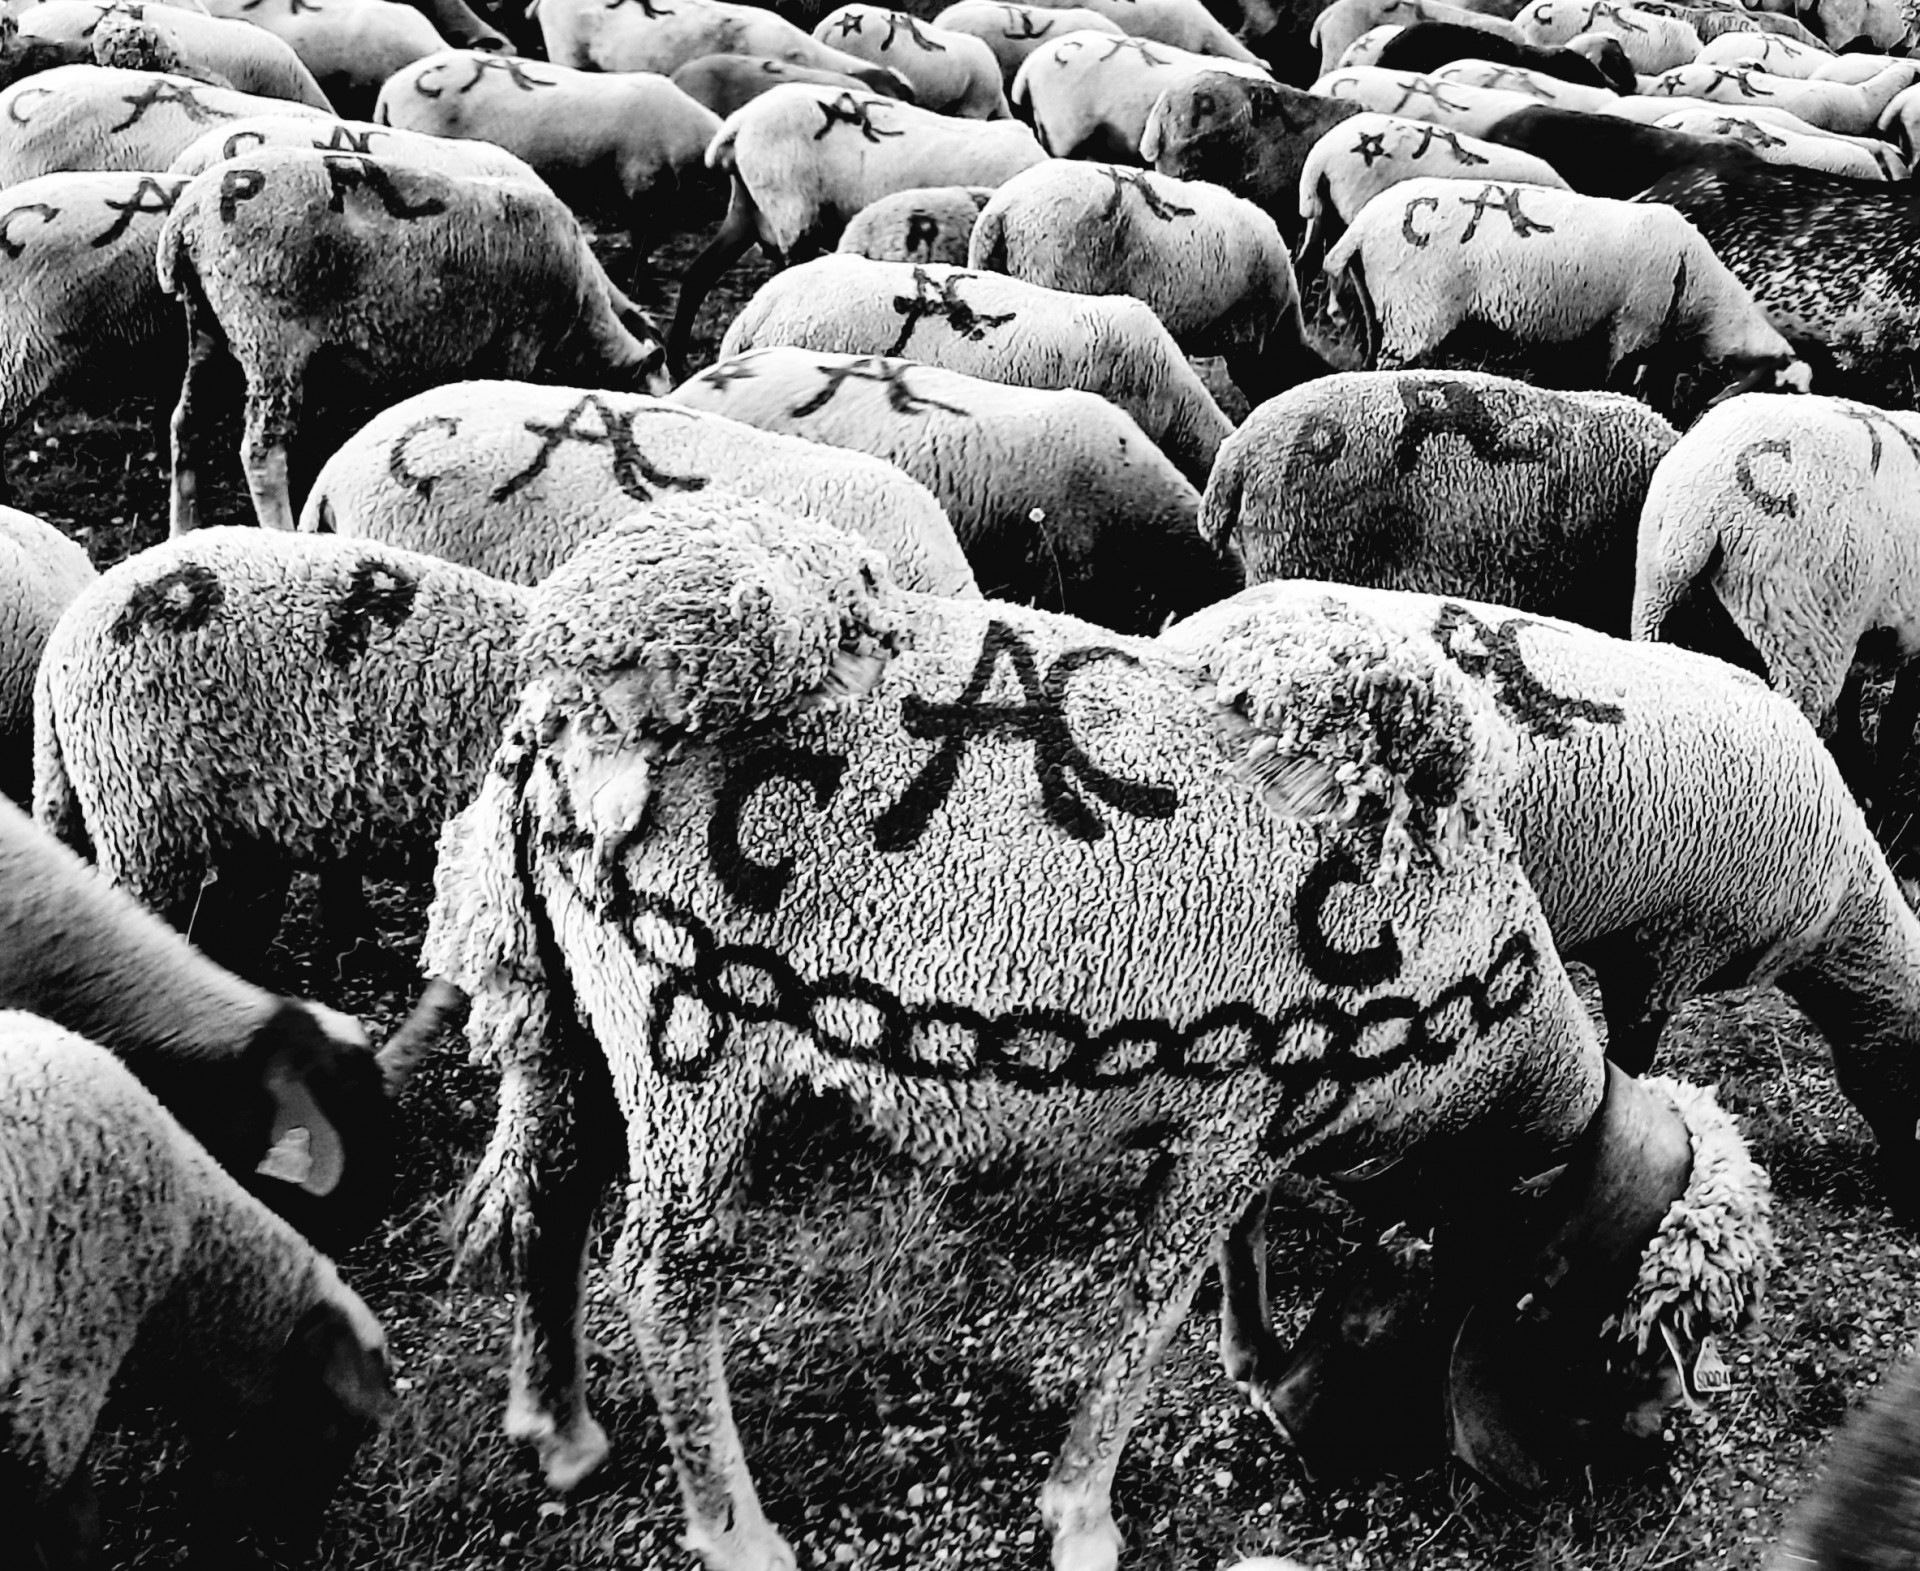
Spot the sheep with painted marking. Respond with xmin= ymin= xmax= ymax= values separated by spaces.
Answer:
xmin=812 ymin=6 xmax=1010 ymax=117
xmin=157 ymin=147 xmax=670 ymax=534
xmin=298 ymin=379 xmax=981 ymax=600
xmin=1373 ymin=20 xmax=1637 ymax=91
xmin=1312 ymin=0 xmax=1524 ymax=78
xmin=720 ymin=253 xmax=1234 ymax=487
xmin=1428 ymin=54 xmax=1625 ymax=112
xmin=1692 ymin=27 xmax=1834 ymax=74
xmin=1 ymin=1009 xmax=393 ymax=1566
xmin=200 ymin=0 xmax=461 ymax=117
xmin=836 ymin=182 xmax=992 ymax=263
xmin=968 ymin=158 xmax=1317 ymax=403
xmin=1312 ymin=65 xmax=1553 ymax=136
xmin=0 ymin=508 xmax=89 ymax=804
xmin=1010 ymin=0 xmax=1265 ymax=61
xmin=1 ymin=795 xmax=393 ymax=1244
xmin=1654 ymin=104 xmax=1902 ymax=178
xmin=1202 ymin=371 xmax=1677 ymax=635
xmin=930 ymin=1 xmax=1125 ymax=84
xmin=0 ymin=64 xmax=327 ymax=185
xmin=667 ymin=50 xmax=914 ymax=117
xmin=1295 ymin=109 xmax=1569 ymax=273
xmin=1323 ymin=177 xmax=1807 ymax=413
xmin=409 ymin=489 xmax=1766 ymax=1565
xmin=1644 ymin=59 xmax=1915 ymax=136
xmin=373 ymin=51 xmax=723 ymax=265
xmin=666 ymin=346 xmax=1231 ymax=631
xmin=1012 ymin=30 xmax=1268 ymax=160
xmin=665 ymin=83 xmax=1044 ymax=373
xmin=17 ymin=0 xmax=332 ymax=107
xmin=1516 ymin=0 xmax=1703 ymax=72
xmin=167 ymin=109 xmax=545 ymax=181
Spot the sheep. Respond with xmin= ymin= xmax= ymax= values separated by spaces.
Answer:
xmin=0 ymin=1010 xmax=394 ymax=1565
xmin=811 ymin=6 xmax=1010 ymax=117
xmin=1312 ymin=0 xmax=1524 ymax=77
xmin=200 ymin=0 xmax=458 ymax=118
xmin=297 ymin=378 xmax=982 ymax=599
xmin=1882 ymin=81 xmax=1920 ymax=160
xmin=373 ymin=51 xmax=723 ymax=267
xmin=1140 ymin=71 xmax=1364 ymax=245
xmin=1693 ymin=26 xmax=1836 ymax=73
xmin=1643 ymin=60 xmax=1915 ymax=136
xmin=1516 ymin=0 xmax=1703 ymax=72
xmin=1654 ymin=104 xmax=1904 ymax=178
xmin=1202 ymin=370 xmax=1677 ymax=635
xmin=930 ymin=1 xmax=1127 ymax=84
xmin=1375 ymin=19 xmax=1637 ymax=90
xmin=0 ymin=64 xmax=327 ymax=185
xmin=157 ymin=147 xmax=671 ymax=534
xmin=0 ymin=508 xmax=89 ymax=804
xmin=719 ymin=254 xmax=1235 ymax=488
xmin=665 ymin=346 xmax=1235 ymax=630
xmin=534 ymin=0 xmax=910 ymax=91
xmin=166 ymin=109 xmax=546 ymax=181
xmin=1768 ymin=1353 xmax=1920 ymax=1571
xmin=1631 ymin=156 xmax=1920 ymax=403
xmin=668 ymin=50 xmax=914 ymax=117
xmin=1294 ymin=109 xmax=1570 ymax=273
xmin=1312 ymin=65 xmax=1553 ymax=136
xmin=0 ymin=11 xmax=90 ymax=91
xmin=1428 ymin=54 xmax=1625 ymax=111
xmin=411 ymin=488 xmax=1672 ymax=1565
xmin=1682 ymin=5 xmax=1830 ymax=46
xmin=1791 ymin=0 xmax=1909 ymax=51
xmin=966 ymin=159 xmax=1318 ymax=405
xmin=665 ymin=83 xmax=1045 ymax=374
xmin=1337 ymin=21 xmax=1408 ymax=64
xmin=1165 ymin=577 xmax=1920 ymax=1210
xmin=1322 ymin=177 xmax=1809 ymax=414
xmin=0 ymin=168 xmax=195 ymax=502
xmin=1009 ymin=0 xmax=1266 ymax=62
xmin=835 ymin=182 xmax=992 ymax=262
xmin=35 ymin=526 xmax=531 ymax=980
xmin=1630 ymin=393 xmax=1920 ymax=800
xmin=1 ymin=795 xmax=393 ymax=1244
xmin=16 ymin=0 xmax=334 ymax=108
xmin=1480 ymin=102 xmax=1752 ymax=195
xmin=1012 ymin=29 xmax=1269 ymax=161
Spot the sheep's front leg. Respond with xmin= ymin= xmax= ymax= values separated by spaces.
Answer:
xmin=1041 ymin=1143 xmax=1277 ymax=1571
xmin=615 ymin=1073 xmax=792 ymax=1571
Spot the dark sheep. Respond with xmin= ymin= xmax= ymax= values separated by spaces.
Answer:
xmin=1375 ymin=21 xmax=1633 ymax=93
xmin=1481 ymin=104 xmax=1754 ymax=198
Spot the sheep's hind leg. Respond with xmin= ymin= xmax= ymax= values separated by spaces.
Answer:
xmin=1041 ymin=1139 xmax=1279 ymax=1571
xmin=169 ymin=290 xmax=231 ymax=536
xmin=1215 ymin=1186 xmax=1291 ymax=1418
xmin=241 ymin=356 xmax=308 ymax=532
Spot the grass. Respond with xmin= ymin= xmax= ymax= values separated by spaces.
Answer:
xmin=14 ymin=223 xmax=1920 ymax=1571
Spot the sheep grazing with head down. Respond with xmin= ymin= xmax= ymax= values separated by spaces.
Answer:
xmin=0 ymin=507 xmax=92 ymax=802
xmin=1011 ymin=30 xmax=1269 ymax=161
xmin=836 ymin=183 xmax=993 ymax=262
xmin=1205 ymin=371 xmax=1678 ymax=635
xmin=33 ymin=527 xmax=530 ymax=975
xmin=1427 ymin=56 xmax=1624 ymax=115
xmin=403 ymin=488 xmax=1774 ymax=1568
xmin=811 ymin=6 xmax=1011 ymax=117
xmin=534 ymin=0 xmax=909 ymax=90
xmin=1650 ymin=107 xmax=1903 ymax=181
xmin=968 ymin=159 xmax=1320 ymax=404
xmin=166 ymin=110 xmax=547 ymax=182
xmin=1515 ymin=0 xmax=1703 ymax=72
xmin=1645 ymin=60 xmax=1915 ymax=137
xmin=1323 ymin=177 xmax=1809 ymax=415
xmin=1374 ymin=21 xmax=1636 ymax=92
xmin=667 ymin=346 xmax=1235 ymax=631
xmin=197 ymin=0 xmax=470 ymax=117
xmin=0 ymin=1010 xmax=394 ymax=1567
xmin=1478 ymin=103 xmax=1749 ymax=197
xmin=667 ymin=51 xmax=913 ymax=118
xmin=719 ymin=254 xmax=1234 ymax=488
xmin=1311 ymin=0 xmax=1525 ymax=78
xmin=1014 ymin=0 xmax=1266 ymax=62
xmin=1310 ymin=67 xmax=1557 ymax=138
xmin=158 ymin=146 xmax=671 ymax=534
xmin=1 ymin=795 xmax=393 ymax=1247
xmin=299 ymin=380 xmax=981 ymax=599
xmin=930 ymin=1 xmax=1126 ymax=84
xmin=666 ymin=82 xmax=1044 ymax=373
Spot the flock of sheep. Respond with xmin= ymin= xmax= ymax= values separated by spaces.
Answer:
xmin=8 ymin=0 xmax=1920 ymax=1563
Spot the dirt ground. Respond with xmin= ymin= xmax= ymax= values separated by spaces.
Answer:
xmin=17 ymin=222 xmax=1920 ymax=1571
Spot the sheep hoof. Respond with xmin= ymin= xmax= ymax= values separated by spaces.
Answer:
xmin=1048 ymin=1515 xmax=1124 ymax=1571
xmin=537 ymin=1418 xmax=611 ymax=1494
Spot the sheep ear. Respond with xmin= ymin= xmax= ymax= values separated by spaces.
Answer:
xmin=795 ymin=645 xmax=892 ymax=712
xmin=1234 ymin=743 xmax=1350 ymax=821
xmin=285 ymin=1301 xmax=395 ymax=1426
xmin=257 ymin=1066 xmax=347 ymax=1198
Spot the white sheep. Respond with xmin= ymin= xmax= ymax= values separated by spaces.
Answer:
xmin=35 ymin=526 xmax=530 ymax=976
xmin=1645 ymin=59 xmax=1915 ymax=135
xmin=1312 ymin=65 xmax=1548 ymax=135
xmin=1338 ymin=22 xmax=1406 ymax=66
xmin=1693 ymin=27 xmax=1836 ymax=74
xmin=200 ymin=0 xmax=453 ymax=117
xmin=1322 ymin=177 xmax=1808 ymax=409
xmin=1 ymin=794 xmax=392 ymax=1243
xmin=666 ymin=50 xmax=912 ymax=116
xmin=1015 ymin=0 xmax=1265 ymax=61
xmin=535 ymin=0 xmax=908 ymax=90
xmin=166 ymin=109 xmax=547 ymax=181
xmin=665 ymin=82 xmax=1044 ymax=371
xmin=157 ymin=147 xmax=670 ymax=533
xmin=930 ymin=0 xmax=1126 ymax=83
xmin=836 ymin=182 xmax=993 ymax=262
xmin=1312 ymin=0 xmax=1523 ymax=76
xmin=968 ymin=158 xmax=1317 ymax=404
xmin=1294 ymin=109 xmax=1569 ymax=270
xmin=16 ymin=0 xmax=334 ymax=108
xmin=1516 ymin=0 xmax=1702 ymax=72
xmin=0 ymin=168 xmax=192 ymax=497
xmin=373 ymin=50 xmax=722 ymax=264
xmin=0 ymin=64 xmax=327 ymax=185
xmin=1012 ymin=29 xmax=1268 ymax=159
xmin=0 ymin=1010 xmax=393 ymax=1562
xmin=812 ymin=6 xmax=1010 ymax=117
xmin=0 ymin=507 xmax=89 ymax=803
xmin=666 ymin=345 xmax=1233 ymax=630
xmin=298 ymin=378 xmax=982 ymax=598
xmin=415 ymin=491 xmax=1663 ymax=1566
xmin=1654 ymin=104 xmax=1903 ymax=177
xmin=1430 ymin=55 xmax=1624 ymax=112
xmin=1202 ymin=371 xmax=1678 ymax=634
xmin=720 ymin=253 xmax=1234 ymax=488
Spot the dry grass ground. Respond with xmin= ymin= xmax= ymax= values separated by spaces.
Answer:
xmin=12 ymin=224 xmax=1918 ymax=1571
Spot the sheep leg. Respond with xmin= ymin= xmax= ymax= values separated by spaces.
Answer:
xmin=1564 ymin=933 xmax=1668 ymax=1074
xmin=1826 ymin=656 xmax=1878 ymax=805
xmin=241 ymin=358 xmax=308 ymax=532
xmin=169 ymin=289 xmax=231 ymax=537
xmin=1215 ymin=1186 xmax=1290 ymax=1404
xmin=616 ymin=1072 xmax=793 ymax=1571
xmin=666 ymin=179 xmax=764 ymax=380
xmin=1040 ymin=1143 xmax=1277 ymax=1571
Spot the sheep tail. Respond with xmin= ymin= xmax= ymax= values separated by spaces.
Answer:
xmin=968 ymin=200 xmax=1006 ymax=273
xmin=1628 ymin=494 xmax=1723 ymax=645
xmin=1199 ymin=429 xmax=1247 ymax=560
xmin=30 ymin=657 xmax=92 ymax=860
xmin=153 ymin=195 xmax=196 ymax=300
xmin=705 ymin=112 xmax=742 ymax=172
